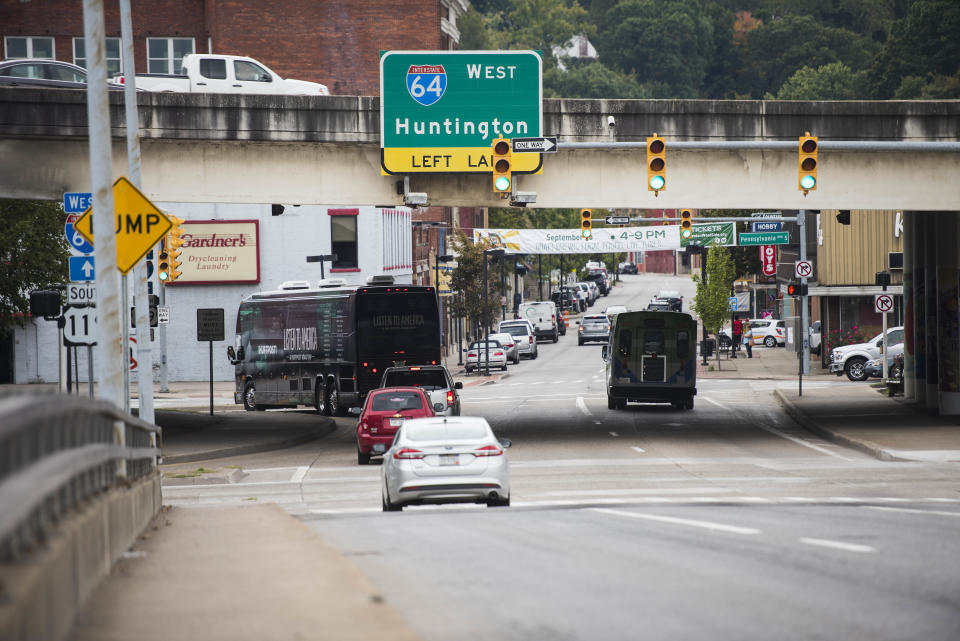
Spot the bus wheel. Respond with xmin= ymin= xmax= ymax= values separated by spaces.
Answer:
xmin=684 ymin=397 xmax=695 ymax=410
xmin=607 ymin=395 xmax=618 ymax=410
xmin=328 ymin=381 xmax=342 ymax=416
xmin=314 ymin=384 xmax=329 ymax=416
xmin=243 ymin=383 xmax=261 ymax=411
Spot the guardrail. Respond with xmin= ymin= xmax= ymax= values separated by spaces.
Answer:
xmin=0 ymin=391 xmax=160 ymax=561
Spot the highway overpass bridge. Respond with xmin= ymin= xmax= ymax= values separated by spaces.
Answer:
xmin=1 ymin=88 xmax=959 ymax=210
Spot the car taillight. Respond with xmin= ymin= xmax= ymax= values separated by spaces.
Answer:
xmin=528 ymin=336 xmax=533 ymax=343
xmin=468 ymin=352 xmax=476 ymax=358
xmin=393 ymin=447 xmax=425 ymax=460
xmin=359 ymin=422 xmax=368 ymax=432
xmin=473 ymin=444 xmax=503 ymax=457
xmin=494 ymin=351 xmax=503 ymax=356
xmin=446 ymin=391 xmax=454 ymax=405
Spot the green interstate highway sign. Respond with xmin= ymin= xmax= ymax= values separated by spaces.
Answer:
xmin=380 ymin=50 xmax=543 ymax=175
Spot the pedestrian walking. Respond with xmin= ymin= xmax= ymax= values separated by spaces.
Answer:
xmin=743 ymin=322 xmax=753 ymax=358
xmin=732 ymin=318 xmax=743 ymax=358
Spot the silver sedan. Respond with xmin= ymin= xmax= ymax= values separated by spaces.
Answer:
xmin=381 ymin=416 xmax=512 ymax=511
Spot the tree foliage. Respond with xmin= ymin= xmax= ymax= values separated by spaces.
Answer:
xmin=690 ymin=244 xmax=735 ymax=345
xmin=448 ymin=230 xmax=505 ymax=337
xmin=467 ymin=1 xmax=958 ymax=101
xmin=773 ymin=62 xmax=868 ymax=99
xmin=0 ymin=200 xmax=70 ymax=336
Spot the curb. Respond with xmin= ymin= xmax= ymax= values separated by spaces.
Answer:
xmin=160 ymin=417 xmax=338 ymax=465
xmin=773 ymin=389 xmax=908 ymax=462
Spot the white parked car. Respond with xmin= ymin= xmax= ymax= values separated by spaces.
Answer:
xmin=489 ymin=332 xmax=520 ymax=364
xmin=829 ymin=326 xmax=905 ymax=381
xmin=381 ymin=416 xmax=511 ymax=510
xmin=498 ymin=320 xmax=538 ymax=359
xmin=748 ymin=318 xmax=785 ymax=347
xmin=465 ymin=339 xmax=508 ymax=373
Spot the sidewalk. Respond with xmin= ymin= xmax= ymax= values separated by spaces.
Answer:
xmin=69 ymin=503 xmax=423 ymax=641
xmin=776 ymin=383 xmax=960 ymax=462
xmin=697 ymin=344 xmax=832 ymax=380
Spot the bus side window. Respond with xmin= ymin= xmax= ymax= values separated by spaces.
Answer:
xmin=677 ymin=331 xmax=690 ymax=359
xmin=618 ymin=329 xmax=632 ymax=357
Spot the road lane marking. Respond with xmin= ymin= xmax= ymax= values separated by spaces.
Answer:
xmin=609 ymin=432 xmax=619 ymax=437
xmin=290 ymin=466 xmax=309 ymax=484
xmin=576 ymin=396 xmax=592 ymax=417
xmin=864 ymin=505 xmax=960 ymax=518
xmin=591 ymin=508 xmax=762 ymax=535
xmin=631 ymin=446 xmax=646 ymax=454
xmin=799 ymin=538 xmax=875 ymax=553
xmin=700 ymin=396 xmax=729 ymax=410
xmin=757 ymin=424 xmax=853 ymax=461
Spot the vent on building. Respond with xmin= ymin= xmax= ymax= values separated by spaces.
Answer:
xmin=889 ymin=252 xmax=904 ymax=270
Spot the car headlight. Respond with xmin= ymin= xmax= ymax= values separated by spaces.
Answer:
xmin=867 ymin=358 xmax=881 ymax=367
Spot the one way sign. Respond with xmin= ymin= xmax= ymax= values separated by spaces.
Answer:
xmin=511 ymin=137 xmax=557 ymax=153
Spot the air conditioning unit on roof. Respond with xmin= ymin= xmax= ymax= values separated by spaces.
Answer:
xmin=279 ymin=280 xmax=311 ymax=290
xmin=317 ymin=278 xmax=347 ymax=288
xmin=366 ymin=275 xmax=395 ymax=285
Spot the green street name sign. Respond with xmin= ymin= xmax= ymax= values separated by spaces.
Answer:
xmin=739 ymin=231 xmax=790 ymax=246
xmin=379 ymin=50 xmax=543 ymax=175
xmin=680 ymin=222 xmax=736 ymax=247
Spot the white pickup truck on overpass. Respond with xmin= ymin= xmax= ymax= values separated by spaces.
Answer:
xmin=113 ymin=54 xmax=329 ymax=95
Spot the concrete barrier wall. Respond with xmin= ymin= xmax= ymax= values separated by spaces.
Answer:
xmin=0 ymin=475 xmax=161 ymax=641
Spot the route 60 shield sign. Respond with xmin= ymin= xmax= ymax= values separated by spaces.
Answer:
xmin=406 ymin=64 xmax=446 ymax=106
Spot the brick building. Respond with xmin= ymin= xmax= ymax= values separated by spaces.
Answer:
xmin=1 ymin=0 xmax=469 ymax=95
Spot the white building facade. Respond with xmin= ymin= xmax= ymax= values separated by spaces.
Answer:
xmin=13 ymin=203 xmax=413 ymax=384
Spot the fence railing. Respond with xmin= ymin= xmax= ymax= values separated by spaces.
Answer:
xmin=0 ymin=390 xmax=160 ymax=561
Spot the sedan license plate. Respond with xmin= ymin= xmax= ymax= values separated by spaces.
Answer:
xmin=439 ymin=454 xmax=459 ymax=466
xmin=390 ymin=418 xmax=404 ymax=427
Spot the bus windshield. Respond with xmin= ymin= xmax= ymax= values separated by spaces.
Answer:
xmin=356 ymin=291 xmax=439 ymax=358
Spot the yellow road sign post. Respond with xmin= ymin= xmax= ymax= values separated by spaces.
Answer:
xmin=74 ymin=177 xmax=172 ymax=274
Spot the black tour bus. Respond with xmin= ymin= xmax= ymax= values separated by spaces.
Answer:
xmin=227 ymin=277 xmax=441 ymax=415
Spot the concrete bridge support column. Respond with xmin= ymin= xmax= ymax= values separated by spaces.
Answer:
xmin=913 ymin=214 xmax=928 ymax=407
xmin=903 ymin=211 xmax=916 ymax=401
xmin=936 ymin=214 xmax=960 ymax=415
xmin=924 ymin=215 xmax=940 ymax=412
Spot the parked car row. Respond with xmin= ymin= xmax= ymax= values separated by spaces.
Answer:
xmin=830 ymin=326 xmax=905 ymax=381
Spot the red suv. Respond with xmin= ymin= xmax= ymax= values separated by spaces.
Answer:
xmin=353 ymin=387 xmax=437 ymax=464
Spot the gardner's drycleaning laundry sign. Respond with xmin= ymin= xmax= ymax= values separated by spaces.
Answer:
xmin=474 ymin=227 xmax=682 ymax=254
xmin=380 ymin=50 xmax=543 ymax=174
xmin=175 ymin=220 xmax=259 ymax=284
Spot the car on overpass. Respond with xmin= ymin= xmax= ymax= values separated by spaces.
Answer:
xmin=0 ymin=59 xmax=126 ymax=90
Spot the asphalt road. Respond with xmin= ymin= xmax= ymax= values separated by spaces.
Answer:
xmin=161 ymin=274 xmax=960 ymax=640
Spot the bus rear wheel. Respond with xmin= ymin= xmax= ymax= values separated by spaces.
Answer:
xmin=327 ymin=381 xmax=343 ymax=416
xmin=243 ymin=383 xmax=263 ymax=411
xmin=315 ymin=383 xmax=330 ymax=416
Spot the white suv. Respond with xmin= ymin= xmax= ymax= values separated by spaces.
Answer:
xmin=498 ymin=320 xmax=538 ymax=359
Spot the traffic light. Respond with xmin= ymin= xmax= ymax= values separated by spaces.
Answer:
xmin=580 ymin=208 xmax=592 ymax=239
xmin=798 ymin=132 xmax=818 ymax=192
xmin=647 ymin=134 xmax=665 ymax=194
xmin=491 ymin=137 xmax=512 ymax=196
xmin=786 ymin=280 xmax=808 ymax=296
xmin=680 ymin=209 xmax=693 ymax=240
xmin=166 ymin=215 xmax=185 ymax=282
xmin=157 ymin=238 xmax=170 ymax=284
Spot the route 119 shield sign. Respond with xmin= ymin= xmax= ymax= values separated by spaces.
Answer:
xmin=406 ymin=64 xmax=446 ymax=106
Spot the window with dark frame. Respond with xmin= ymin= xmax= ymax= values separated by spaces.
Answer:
xmin=329 ymin=209 xmax=358 ymax=269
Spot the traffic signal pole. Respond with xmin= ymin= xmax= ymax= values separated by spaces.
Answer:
xmin=120 ymin=0 xmax=155 ymax=423
xmin=799 ymin=210 xmax=810 ymax=377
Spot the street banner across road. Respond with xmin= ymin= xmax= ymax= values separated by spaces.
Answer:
xmin=475 ymin=227 xmax=681 ymax=254
xmin=380 ymin=50 xmax=543 ymax=175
